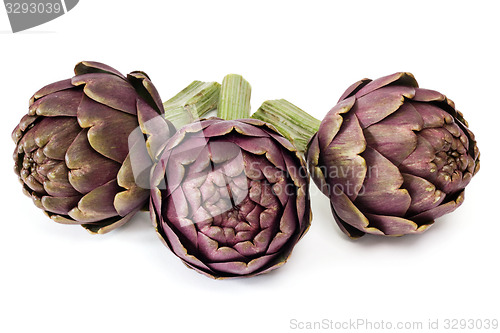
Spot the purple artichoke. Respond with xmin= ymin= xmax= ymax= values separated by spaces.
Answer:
xmin=307 ymin=72 xmax=480 ymax=238
xmin=13 ymin=61 xmax=174 ymax=234
xmin=150 ymin=118 xmax=311 ymax=278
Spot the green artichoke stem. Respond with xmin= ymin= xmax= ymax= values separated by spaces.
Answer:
xmin=252 ymin=99 xmax=320 ymax=153
xmin=217 ymin=74 xmax=252 ymax=120
xmin=163 ymin=80 xmax=221 ymax=128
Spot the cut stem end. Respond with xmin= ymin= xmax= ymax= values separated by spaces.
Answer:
xmin=217 ymin=74 xmax=252 ymax=120
xmin=163 ymin=81 xmax=221 ymax=128
xmin=252 ymin=99 xmax=320 ymax=153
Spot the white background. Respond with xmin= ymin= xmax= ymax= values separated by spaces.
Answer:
xmin=1 ymin=1 xmax=498 ymax=332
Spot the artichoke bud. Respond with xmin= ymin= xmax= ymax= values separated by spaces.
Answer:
xmin=13 ymin=61 xmax=174 ymax=234
xmin=307 ymin=72 xmax=480 ymax=238
xmin=151 ymin=75 xmax=312 ymax=278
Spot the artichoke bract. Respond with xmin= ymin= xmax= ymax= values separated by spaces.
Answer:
xmin=306 ymin=72 xmax=480 ymax=238
xmin=13 ymin=61 xmax=174 ymax=234
xmin=150 ymin=75 xmax=311 ymax=278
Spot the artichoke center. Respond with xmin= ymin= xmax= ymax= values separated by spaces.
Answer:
xmin=20 ymin=148 xmax=51 ymax=193
xmin=425 ymin=125 xmax=470 ymax=191
xmin=207 ymin=196 xmax=260 ymax=247
xmin=190 ymin=156 xmax=282 ymax=248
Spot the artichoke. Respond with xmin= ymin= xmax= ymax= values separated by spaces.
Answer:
xmin=150 ymin=75 xmax=311 ymax=278
xmin=306 ymin=72 xmax=480 ymax=237
xmin=13 ymin=61 xmax=174 ymax=234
